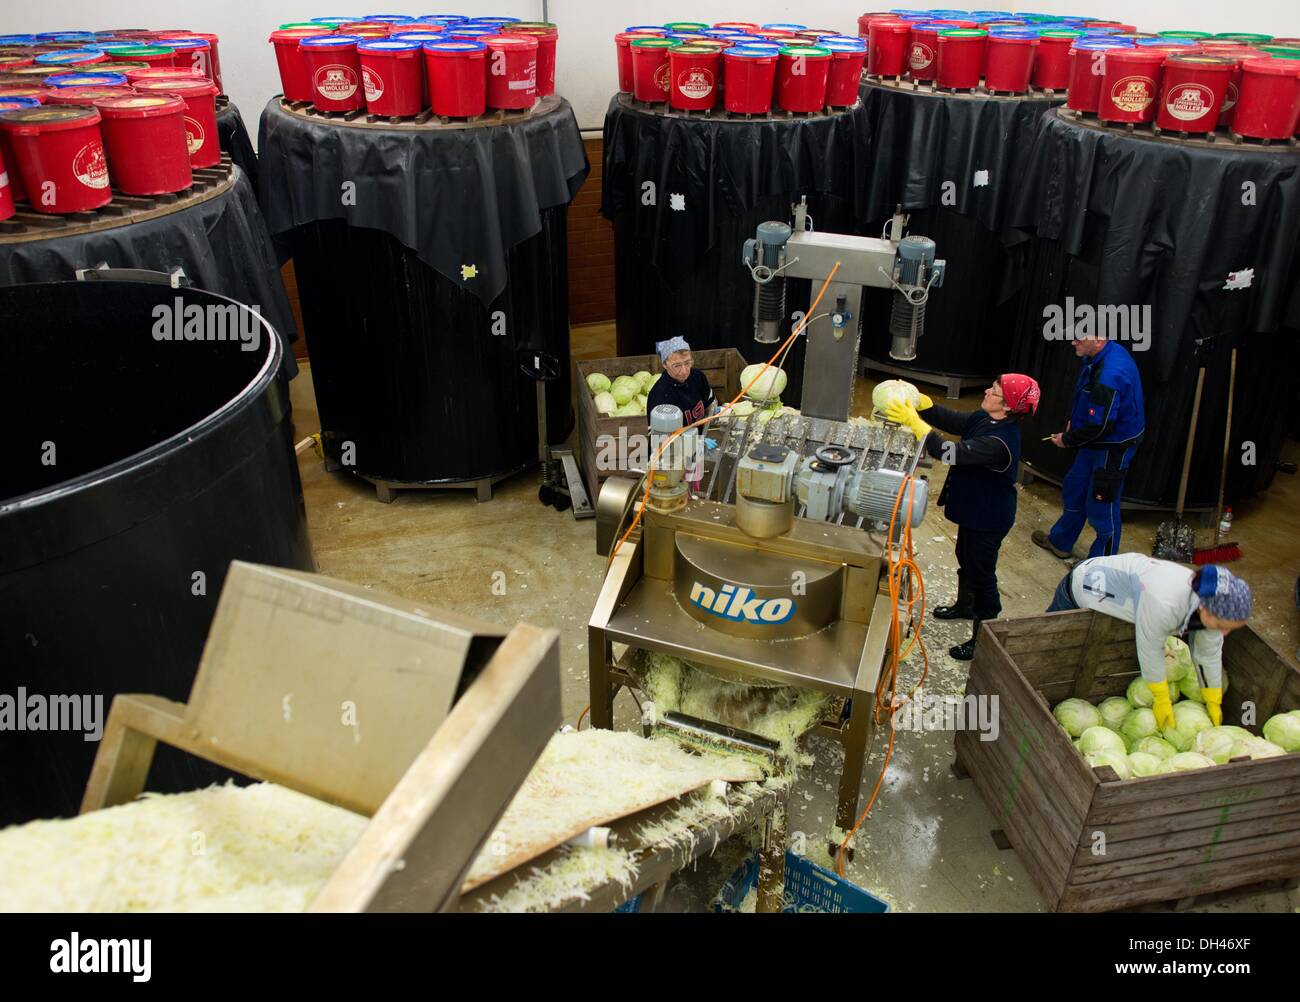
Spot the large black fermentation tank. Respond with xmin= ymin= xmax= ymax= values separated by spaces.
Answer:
xmin=0 ymin=279 xmax=313 ymax=825
xmin=258 ymin=97 xmax=588 ymax=500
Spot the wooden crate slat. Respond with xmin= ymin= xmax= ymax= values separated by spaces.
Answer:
xmin=1086 ymin=792 xmax=1300 ymax=845
xmin=992 ymin=611 xmax=1094 ymax=641
xmin=1058 ymin=847 xmax=1300 ymax=912
xmin=1001 ymin=640 xmax=1086 ymax=664
xmin=1069 ymin=826 xmax=1300 ymax=886
xmin=1090 ymin=754 xmax=1300 ymax=812
xmin=1074 ymin=806 xmax=1300 ymax=868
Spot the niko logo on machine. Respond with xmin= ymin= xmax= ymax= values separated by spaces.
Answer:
xmin=689 ymin=581 xmax=794 ymax=625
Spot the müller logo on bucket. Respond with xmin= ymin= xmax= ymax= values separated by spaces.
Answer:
xmin=183 ymin=117 xmax=204 ymax=156
xmin=316 ymin=64 xmax=358 ymax=100
xmin=909 ymin=43 xmax=934 ymax=70
xmin=362 ymin=65 xmax=385 ymax=102
xmin=151 ymin=296 xmax=262 ymax=352
xmin=1166 ymin=84 xmax=1214 ymax=121
xmin=677 ymin=67 xmax=714 ymax=99
xmin=72 ymin=142 xmax=108 ymax=190
xmin=1111 ymin=76 xmax=1155 ymax=113
xmin=654 ymin=61 xmax=671 ymax=92
xmin=688 ymin=581 xmax=795 ymax=625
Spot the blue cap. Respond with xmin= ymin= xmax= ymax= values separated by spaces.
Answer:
xmin=33 ymin=49 xmax=104 ymax=64
xmin=819 ymin=36 xmax=867 ymax=52
xmin=1197 ymin=566 xmax=1253 ymax=622
xmin=298 ymin=35 xmax=364 ymax=48
xmin=357 ymin=39 xmax=422 ymax=52
xmin=656 ymin=337 xmax=691 ymax=363
xmin=423 ymin=40 xmax=487 ymax=52
xmin=726 ymin=44 xmax=779 ymax=58
xmin=45 ymin=71 xmax=129 ymax=86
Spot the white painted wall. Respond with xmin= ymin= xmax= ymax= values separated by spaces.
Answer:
xmin=10 ymin=2 xmax=1298 ymax=134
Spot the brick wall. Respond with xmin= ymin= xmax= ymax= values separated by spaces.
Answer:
xmin=566 ymin=136 xmax=616 ymax=325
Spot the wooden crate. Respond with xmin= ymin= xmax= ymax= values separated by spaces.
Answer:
xmin=955 ymin=610 xmax=1300 ymax=912
xmin=574 ymin=348 xmax=747 ymax=503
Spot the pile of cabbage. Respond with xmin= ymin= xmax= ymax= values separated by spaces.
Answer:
xmin=1050 ymin=639 xmax=1300 ymax=781
xmin=586 ymin=370 xmax=658 ymax=418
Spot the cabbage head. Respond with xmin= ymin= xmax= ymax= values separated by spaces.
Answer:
xmin=1127 ymin=752 xmax=1162 ymax=777
xmin=586 ymin=372 xmax=611 ymax=395
xmin=1053 ymin=698 xmax=1102 ymax=738
xmin=740 ymin=364 xmax=788 ymax=401
xmin=1098 ymin=696 xmax=1131 ymax=731
xmin=1179 ymin=668 xmax=1229 ymax=704
xmin=593 ymin=391 xmax=617 ymax=416
xmin=1161 ymin=701 xmax=1212 ymax=752
xmin=611 ymin=376 xmax=639 ymax=406
xmin=1194 ymin=726 xmax=1253 ymax=764
xmin=1158 ymin=752 xmax=1216 ymax=773
xmin=1132 ymin=735 xmax=1178 ymax=760
xmin=1230 ymin=736 xmax=1287 ymax=760
xmin=1163 ymin=637 xmax=1194 ymax=683
xmin=1262 ymin=710 xmax=1300 ymax=753
xmin=1079 ymin=726 xmax=1127 ymax=758
xmin=1118 ymin=707 xmax=1158 ymax=751
xmin=1126 ymin=677 xmax=1154 ymax=708
xmin=1085 ymin=751 xmax=1131 ymax=780
xmin=633 ymin=370 xmax=653 ymax=393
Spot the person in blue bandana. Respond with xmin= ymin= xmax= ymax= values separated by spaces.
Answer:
xmin=646 ymin=336 xmax=717 ymax=423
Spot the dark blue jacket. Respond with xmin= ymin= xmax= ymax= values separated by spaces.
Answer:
xmin=1063 ymin=341 xmax=1145 ymax=449
xmin=923 ymin=406 xmax=1021 ymax=535
xmin=646 ymin=368 xmax=716 ymax=425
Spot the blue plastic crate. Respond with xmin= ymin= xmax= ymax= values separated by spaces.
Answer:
xmin=614 ymin=892 xmax=642 ymax=913
xmin=714 ymin=851 xmax=889 ymax=914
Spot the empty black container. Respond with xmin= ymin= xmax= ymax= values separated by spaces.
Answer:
xmin=0 ymin=279 xmax=314 ymax=825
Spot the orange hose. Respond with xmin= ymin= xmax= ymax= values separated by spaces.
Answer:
xmin=606 ymin=262 xmax=843 ymax=570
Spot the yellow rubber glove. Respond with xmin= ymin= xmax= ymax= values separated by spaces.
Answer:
xmin=1149 ymin=680 xmax=1175 ymax=731
xmin=917 ymin=392 xmax=934 ymax=411
xmin=884 ymin=400 xmax=932 ymax=442
xmin=1202 ymin=687 xmax=1223 ymax=726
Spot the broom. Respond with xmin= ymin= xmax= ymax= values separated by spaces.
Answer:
xmin=1194 ymin=348 xmax=1241 ymax=565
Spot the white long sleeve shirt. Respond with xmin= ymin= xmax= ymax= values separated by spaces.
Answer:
xmin=1070 ymin=553 xmax=1223 ymax=688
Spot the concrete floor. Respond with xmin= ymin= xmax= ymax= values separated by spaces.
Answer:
xmin=289 ymin=325 xmax=1300 ymax=913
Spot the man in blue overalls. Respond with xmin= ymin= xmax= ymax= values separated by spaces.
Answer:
xmin=1033 ymin=334 xmax=1145 ymax=561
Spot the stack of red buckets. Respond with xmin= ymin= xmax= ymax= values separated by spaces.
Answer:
xmin=0 ymin=28 xmax=225 ymax=220
xmin=269 ymin=16 xmax=558 ymax=118
xmin=851 ymin=12 xmax=1300 ymax=140
xmin=613 ymin=21 xmax=867 ymax=114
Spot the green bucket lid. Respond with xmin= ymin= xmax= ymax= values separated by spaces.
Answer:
xmin=1041 ymin=29 xmax=1084 ymax=39
xmin=111 ymin=45 xmax=174 ymax=56
xmin=1213 ymin=32 xmax=1272 ymax=43
xmin=672 ymin=43 xmax=719 ymax=54
xmin=778 ymin=44 xmax=830 ymax=56
xmin=1157 ymin=31 xmax=1212 ymax=40
xmin=631 ymin=37 xmax=675 ymax=48
xmin=278 ymin=22 xmax=326 ymax=29
xmin=939 ymin=28 xmax=989 ymax=39
xmin=664 ymin=21 xmax=708 ymax=31
xmin=1261 ymin=45 xmax=1300 ymax=58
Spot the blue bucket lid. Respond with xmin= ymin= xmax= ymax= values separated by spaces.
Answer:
xmin=36 ymin=31 xmax=92 ymax=40
xmin=46 ymin=71 xmax=128 ymax=86
xmin=155 ymin=38 xmax=209 ymax=49
xmin=363 ymin=14 xmax=417 ymax=21
xmin=913 ymin=21 xmax=959 ymax=31
xmin=701 ymin=28 xmax=743 ymax=37
xmin=0 ymin=34 xmax=37 ymax=45
xmin=423 ymin=39 xmax=488 ymax=52
xmin=0 ymin=95 xmax=41 ymax=107
xmin=625 ymin=25 xmax=665 ymax=32
xmin=447 ymin=27 xmax=494 ymax=36
xmin=1072 ymin=37 xmax=1133 ymax=49
xmin=1081 ymin=27 xmax=1123 ymax=35
xmin=358 ymin=39 xmax=422 ymax=52
xmin=761 ymin=23 xmax=807 ymax=31
xmin=989 ymin=28 xmax=1039 ymax=39
xmin=726 ymin=44 xmax=780 ymax=58
xmin=33 ymin=49 xmax=104 ymax=63
xmin=1135 ymin=36 xmax=1196 ymax=46
xmin=474 ymin=17 xmax=522 ymax=24
xmin=298 ymin=35 xmax=364 ymax=48
xmin=310 ymin=17 xmax=362 ymax=25
xmin=419 ymin=14 xmax=468 ymax=22
xmin=389 ymin=31 xmax=446 ymax=41
xmin=723 ymin=34 xmax=763 ymax=43
xmin=819 ymin=36 xmax=867 ymax=51
xmin=926 ymin=10 xmax=973 ymax=17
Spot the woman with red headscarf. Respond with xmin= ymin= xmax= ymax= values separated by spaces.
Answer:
xmin=886 ymin=374 xmax=1042 ymax=661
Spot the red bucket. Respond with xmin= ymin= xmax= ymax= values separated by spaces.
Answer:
xmin=1156 ymin=54 xmax=1234 ymax=133
xmin=857 ymin=12 xmax=898 ymax=38
xmin=485 ymin=34 xmax=537 ymax=110
xmin=1207 ymin=51 xmax=1255 ymax=128
xmin=359 ymin=40 xmax=424 ymax=116
xmin=1067 ymin=41 xmax=1130 ymax=113
xmin=95 ymin=93 xmax=191 ymax=194
xmin=300 ymin=35 xmax=365 ymax=112
xmin=46 ymin=85 xmax=134 ymax=105
xmin=985 ymin=32 xmax=1038 ymax=92
xmin=125 ymin=66 xmax=204 ymax=85
xmin=0 ymin=142 xmax=13 ymax=219
xmin=869 ymin=22 xmax=911 ymax=77
xmin=134 ymin=77 xmax=220 ymax=167
xmin=423 ymin=41 xmax=487 ymax=117
xmin=107 ymin=46 xmax=175 ymax=67
xmin=270 ymin=28 xmax=333 ymax=101
xmin=669 ymin=44 xmax=720 ymax=110
xmin=615 ymin=31 xmax=659 ymax=93
xmin=0 ymin=84 xmax=50 ymax=102
xmin=724 ymin=46 xmax=778 ymax=113
xmin=0 ymin=56 xmax=34 ymax=70
xmin=155 ymin=37 xmax=211 ymax=80
xmin=1233 ymin=57 xmax=1300 ymax=139
xmin=776 ymin=45 xmax=831 ymax=112
xmin=184 ymin=32 xmax=222 ymax=91
xmin=937 ymin=29 xmax=987 ymax=90
xmin=908 ymin=24 xmax=948 ymax=82
xmin=0 ymin=105 xmax=110 ymax=212
xmin=1098 ymin=47 xmax=1166 ymax=123
xmin=631 ymin=37 xmax=674 ymax=103
xmin=824 ymin=39 xmax=867 ymax=105
xmin=1032 ymin=30 xmax=1082 ymax=90
xmin=504 ymin=23 xmax=558 ymax=98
